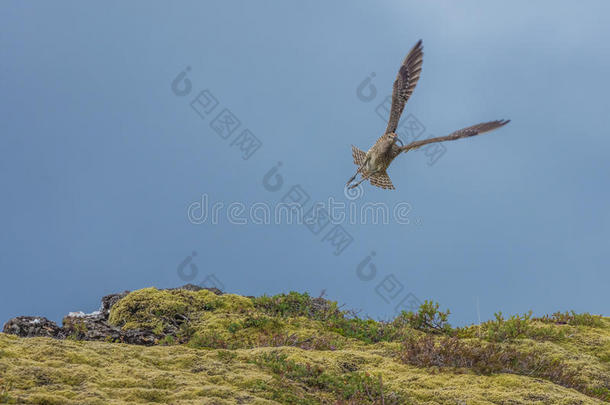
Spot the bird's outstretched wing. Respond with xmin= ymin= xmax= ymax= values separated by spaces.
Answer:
xmin=385 ymin=40 xmax=424 ymax=134
xmin=400 ymin=119 xmax=510 ymax=152
xmin=351 ymin=145 xmax=366 ymax=166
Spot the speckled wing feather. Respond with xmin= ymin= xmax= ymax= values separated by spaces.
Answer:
xmin=385 ymin=40 xmax=424 ymax=134
xmin=351 ymin=145 xmax=366 ymax=166
xmin=369 ymin=170 xmax=395 ymax=190
xmin=401 ymin=119 xmax=510 ymax=152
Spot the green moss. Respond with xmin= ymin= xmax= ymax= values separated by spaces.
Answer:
xmin=108 ymin=287 xmax=221 ymax=331
xmin=1 ymin=287 xmax=608 ymax=404
xmin=252 ymin=351 xmax=405 ymax=404
xmin=124 ymin=388 xmax=170 ymax=403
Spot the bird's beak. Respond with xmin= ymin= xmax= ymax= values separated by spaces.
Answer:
xmin=395 ymin=137 xmax=404 ymax=146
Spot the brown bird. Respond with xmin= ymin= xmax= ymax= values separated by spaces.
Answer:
xmin=346 ymin=40 xmax=510 ymax=190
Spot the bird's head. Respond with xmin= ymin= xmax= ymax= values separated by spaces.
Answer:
xmin=384 ymin=133 xmax=404 ymax=147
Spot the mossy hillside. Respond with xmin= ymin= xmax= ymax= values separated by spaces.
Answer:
xmin=0 ymin=287 xmax=608 ymax=404
xmin=0 ymin=334 xmax=606 ymax=405
xmin=107 ymin=288 xmax=353 ymax=349
xmin=105 ymin=287 xmax=610 ymax=400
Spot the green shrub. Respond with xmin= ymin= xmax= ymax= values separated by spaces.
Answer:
xmin=227 ymin=322 xmax=241 ymax=334
xmin=253 ymin=352 xmax=403 ymax=404
xmin=400 ymin=335 xmax=586 ymax=393
xmin=252 ymin=292 xmax=340 ymax=320
xmin=216 ymin=350 xmax=237 ymax=362
xmin=397 ymin=300 xmax=452 ymax=335
xmin=400 ymin=334 xmax=609 ymax=401
xmin=456 ymin=311 xmax=566 ymax=342
xmin=536 ymin=311 xmax=604 ymax=327
xmin=325 ymin=317 xmax=387 ymax=344
xmin=188 ymin=332 xmax=228 ymax=349
xmin=242 ymin=315 xmax=282 ymax=332
xmin=158 ymin=335 xmax=175 ymax=346
xmin=525 ymin=324 xmax=566 ymax=341
xmin=479 ymin=311 xmax=532 ymax=342
xmin=256 ymin=332 xmax=341 ymax=351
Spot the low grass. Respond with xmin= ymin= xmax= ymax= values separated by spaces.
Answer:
xmin=0 ymin=287 xmax=607 ymax=404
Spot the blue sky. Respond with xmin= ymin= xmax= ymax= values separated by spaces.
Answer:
xmin=1 ymin=1 xmax=608 ymax=326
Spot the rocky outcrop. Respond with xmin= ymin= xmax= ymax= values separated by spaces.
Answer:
xmin=168 ymin=283 xmax=223 ymax=295
xmin=2 ymin=316 xmax=63 ymax=338
xmin=2 ymin=285 xmax=222 ymax=345
xmin=61 ymin=309 xmax=157 ymax=345
xmin=100 ymin=291 xmax=130 ymax=318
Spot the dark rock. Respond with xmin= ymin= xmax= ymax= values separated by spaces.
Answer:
xmin=174 ymin=283 xmax=203 ymax=291
xmin=2 ymin=316 xmax=62 ymax=338
xmin=120 ymin=328 xmax=158 ymax=345
xmin=100 ymin=291 xmax=130 ymax=319
xmin=62 ymin=313 xmax=117 ymax=341
xmin=203 ymin=287 xmax=223 ymax=295
xmin=62 ymin=313 xmax=157 ymax=345
xmin=2 ymin=284 xmax=225 ymax=345
xmin=169 ymin=283 xmax=223 ymax=295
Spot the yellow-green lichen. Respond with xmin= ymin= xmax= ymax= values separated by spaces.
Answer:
xmin=1 ymin=287 xmax=608 ymax=404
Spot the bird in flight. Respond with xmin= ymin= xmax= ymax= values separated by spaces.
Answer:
xmin=346 ymin=40 xmax=510 ymax=190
